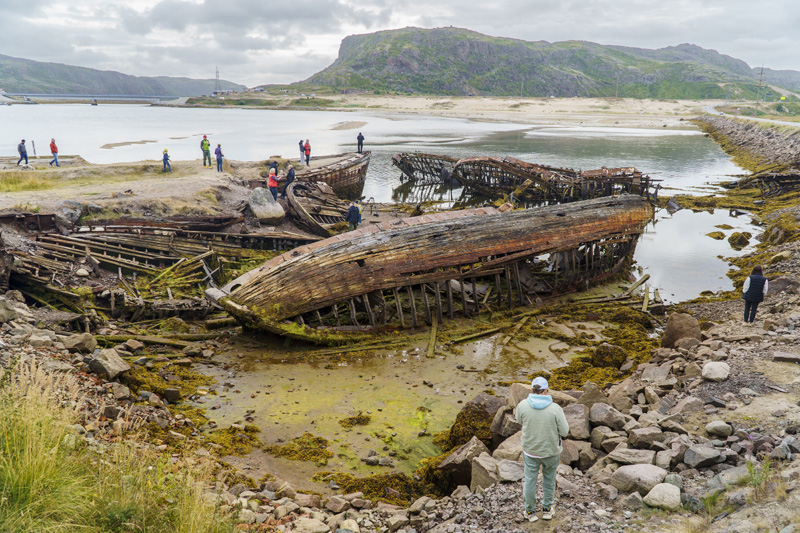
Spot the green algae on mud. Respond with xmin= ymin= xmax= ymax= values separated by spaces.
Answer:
xmin=312 ymin=471 xmax=430 ymax=506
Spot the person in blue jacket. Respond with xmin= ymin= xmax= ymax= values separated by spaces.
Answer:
xmin=162 ymin=149 xmax=171 ymax=173
xmin=345 ymin=202 xmax=360 ymax=231
xmin=214 ymin=144 xmax=224 ymax=172
xmin=742 ymin=264 xmax=768 ymax=325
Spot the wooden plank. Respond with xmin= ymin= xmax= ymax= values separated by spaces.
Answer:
xmin=426 ymin=313 xmax=438 ymax=358
xmin=446 ymin=280 xmax=454 ymax=320
xmin=362 ymin=295 xmax=376 ymax=326
xmin=407 ymin=286 xmax=419 ymax=328
xmin=348 ymin=298 xmax=359 ymax=326
xmin=500 ymin=316 xmax=531 ymax=346
xmin=434 ymin=283 xmax=443 ymax=323
xmin=393 ymin=288 xmax=405 ymax=328
xmin=622 ymin=274 xmax=650 ymax=297
xmin=421 ymin=284 xmax=432 ymax=325
xmin=459 ymin=277 xmax=468 ymax=317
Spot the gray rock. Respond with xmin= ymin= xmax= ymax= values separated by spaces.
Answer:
xmin=54 ymin=200 xmax=83 ymax=229
xmin=62 ymin=333 xmax=97 ymax=353
xmin=440 ymin=436 xmax=490 ymax=487
xmin=663 ymin=473 xmax=683 ymax=489
xmin=610 ymin=464 xmax=668 ymax=496
xmin=111 ymin=382 xmax=131 ymax=400
xmin=492 ymin=431 xmax=522 ymax=462
xmin=239 ymin=509 xmax=256 ymax=524
xmin=41 ymin=359 xmax=76 ymax=373
xmin=628 ymin=427 xmax=664 ymax=449
xmin=702 ymin=362 xmax=730 ymax=382
xmin=0 ymin=298 xmax=19 ymax=323
xmin=248 ymin=187 xmax=285 ymax=225
xmin=408 ymin=496 xmax=431 ymax=514
xmin=88 ymin=348 xmax=131 ymax=380
xmin=607 ymin=448 xmax=656 ymax=465
xmin=643 ymin=483 xmax=681 ymax=511
xmin=661 ymin=313 xmax=701 ymax=348
xmin=617 ymin=491 xmax=643 ymax=510
xmin=577 ymin=381 xmax=608 ymax=407
xmin=496 ymin=460 xmax=524 ymax=482
xmin=589 ymin=403 xmax=626 ymax=430
xmin=563 ymin=403 xmax=591 ymax=440
xmin=450 ymin=485 xmax=471 ymax=499
xmin=489 ymin=406 xmax=521 ymax=438
xmin=705 ymin=420 xmax=733 ymax=438
xmin=470 ymin=452 xmax=500 ymax=492
xmin=506 ymin=382 xmax=530 ymax=408
xmin=683 ymin=445 xmax=722 ymax=469
xmin=325 ymin=496 xmax=350 ymax=513
xmin=293 ymin=518 xmax=330 ymax=533
xmin=386 ymin=513 xmax=410 ymax=532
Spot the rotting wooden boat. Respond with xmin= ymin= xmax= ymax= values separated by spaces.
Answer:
xmin=295 ymin=151 xmax=371 ymax=200
xmin=286 ymin=181 xmax=348 ymax=237
xmin=206 ymin=194 xmax=654 ymax=345
xmin=392 ymin=152 xmax=460 ymax=184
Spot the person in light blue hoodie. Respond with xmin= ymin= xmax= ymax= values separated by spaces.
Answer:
xmin=515 ymin=376 xmax=569 ymax=522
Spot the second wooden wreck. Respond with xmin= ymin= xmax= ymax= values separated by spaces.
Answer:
xmin=207 ymin=194 xmax=654 ymax=344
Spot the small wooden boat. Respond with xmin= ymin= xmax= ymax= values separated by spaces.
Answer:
xmin=286 ymin=181 xmax=348 ymax=237
xmin=295 ymin=151 xmax=370 ymax=200
xmin=207 ymin=194 xmax=653 ymax=344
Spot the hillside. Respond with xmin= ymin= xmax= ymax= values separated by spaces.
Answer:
xmin=300 ymin=27 xmax=799 ymax=99
xmin=0 ymin=54 xmax=244 ymax=96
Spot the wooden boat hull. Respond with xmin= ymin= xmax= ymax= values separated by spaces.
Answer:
xmin=285 ymin=181 xmax=347 ymax=237
xmin=209 ymin=195 xmax=654 ymax=344
xmin=296 ymin=151 xmax=370 ymax=200
xmin=392 ymin=152 xmax=460 ymax=183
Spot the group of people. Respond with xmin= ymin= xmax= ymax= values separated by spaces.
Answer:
xmin=266 ymin=160 xmax=297 ymax=200
xmin=15 ymin=138 xmax=60 ymax=167
xmin=160 ymin=134 xmax=225 ymax=173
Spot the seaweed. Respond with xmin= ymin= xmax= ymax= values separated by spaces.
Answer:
xmin=264 ymin=433 xmax=334 ymax=465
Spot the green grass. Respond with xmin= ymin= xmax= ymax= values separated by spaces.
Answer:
xmin=0 ymin=172 xmax=60 ymax=192
xmin=0 ymin=359 xmax=235 ymax=533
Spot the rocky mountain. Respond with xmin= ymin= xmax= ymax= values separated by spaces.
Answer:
xmin=302 ymin=27 xmax=799 ymax=99
xmin=0 ymin=54 xmax=244 ymax=96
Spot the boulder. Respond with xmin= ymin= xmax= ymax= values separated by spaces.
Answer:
xmin=0 ymin=298 xmax=19 ymax=323
xmin=643 ymin=483 xmax=681 ymax=511
xmin=490 ymin=406 xmax=521 ymax=438
xmin=590 ymin=344 xmax=627 ymax=369
xmin=62 ymin=332 xmax=97 ymax=353
xmin=577 ymin=381 xmax=608 ymax=408
xmin=41 ymin=359 xmax=76 ymax=373
xmin=563 ymin=403 xmax=591 ymax=440
xmin=88 ymin=348 xmax=131 ymax=380
xmin=668 ymin=396 xmax=704 ymax=415
xmin=325 ymin=495 xmax=350 ymax=513
xmin=661 ymin=313 xmax=701 ymax=348
xmin=439 ymin=436 xmax=490 ymax=487
xmin=589 ymin=403 xmax=626 ymax=430
xmin=248 ymin=187 xmax=285 ymax=225
xmin=683 ymin=445 xmax=722 ymax=469
xmin=492 ymin=431 xmax=522 ymax=462
xmin=591 ymin=426 xmax=616 ymax=450
xmin=628 ymin=427 xmax=664 ymax=449
xmin=702 ymin=362 xmax=730 ymax=382
xmin=617 ymin=491 xmax=643 ymax=510
xmin=607 ymin=448 xmax=656 ymax=465
xmin=496 ymin=460 xmax=524 ymax=482
xmin=470 ymin=452 xmax=500 ymax=492
xmin=54 ymin=200 xmax=83 ymax=229
xmin=610 ymin=464 xmax=668 ymax=496
xmin=560 ymin=439 xmax=580 ymax=466
xmin=293 ymin=518 xmax=330 ymax=533
xmin=549 ymin=390 xmax=577 ymax=407
xmin=706 ymin=421 xmax=733 ymax=438
xmin=507 ymin=383 xmax=530 ymax=408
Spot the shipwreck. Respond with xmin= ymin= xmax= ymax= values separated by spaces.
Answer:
xmin=207 ymin=194 xmax=654 ymax=344
xmin=392 ymin=152 xmax=659 ymax=202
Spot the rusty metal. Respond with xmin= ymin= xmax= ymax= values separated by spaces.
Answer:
xmin=208 ymin=195 xmax=654 ymax=344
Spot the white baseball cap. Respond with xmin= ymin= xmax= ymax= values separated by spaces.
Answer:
xmin=531 ymin=377 xmax=549 ymax=390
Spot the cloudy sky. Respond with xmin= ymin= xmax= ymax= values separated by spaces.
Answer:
xmin=1 ymin=0 xmax=797 ymax=87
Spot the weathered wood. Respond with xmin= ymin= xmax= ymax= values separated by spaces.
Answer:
xmin=426 ymin=313 xmax=438 ymax=358
xmin=459 ymin=277 xmax=468 ymax=317
xmin=95 ymin=335 xmax=192 ymax=348
xmin=500 ymin=316 xmax=531 ymax=346
xmin=446 ymin=281 xmax=454 ymax=320
xmin=622 ymin=274 xmax=651 ymax=297
xmin=393 ymin=288 xmax=405 ymax=328
xmin=421 ymin=285 xmax=432 ymax=325
xmin=348 ymin=299 xmax=359 ymax=326
xmin=407 ymin=286 xmax=419 ymax=328
xmin=449 ymin=327 xmax=504 ymax=344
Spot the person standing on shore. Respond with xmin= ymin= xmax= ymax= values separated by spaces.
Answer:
xmin=280 ymin=165 xmax=295 ymax=199
xmin=162 ymin=149 xmax=171 ymax=173
xmin=345 ymin=201 xmax=360 ymax=231
xmin=515 ymin=376 xmax=569 ymax=522
xmin=304 ymin=139 xmax=311 ymax=166
xmin=267 ymin=168 xmax=278 ymax=200
xmin=299 ymin=139 xmax=305 ymax=162
xmin=49 ymin=138 xmax=60 ymax=167
xmin=17 ymin=139 xmax=28 ymax=166
xmin=214 ymin=144 xmax=224 ymax=172
xmin=201 ymin=135 xmax=212 ymax=168
xmin=356 ymin=132 xmax=364 ymax=154
xmin=742 ymin=264 xmax=768 ymax=325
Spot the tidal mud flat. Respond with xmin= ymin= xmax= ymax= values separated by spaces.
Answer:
xmin=1 ymin=113 xmax=800 ymax=532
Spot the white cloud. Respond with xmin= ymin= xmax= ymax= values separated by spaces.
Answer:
xmin=0 ymin=0 xmax=797 ymax=86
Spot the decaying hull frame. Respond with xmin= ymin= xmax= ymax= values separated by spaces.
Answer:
xmin=392 ymin=153 xmax=460 ymax=184
xmin=208 ymin=195 xmax=654 ymax=344
xmin=296 ymin=151 xmax=371 ymax=200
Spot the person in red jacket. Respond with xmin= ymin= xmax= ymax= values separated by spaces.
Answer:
xmin=49 ymin=138 xmax=60 ymax=167
xmin=267 ymin=168 xmax=278 ymax=200
xmin=304 ymin=139 xmax=311 ymax=166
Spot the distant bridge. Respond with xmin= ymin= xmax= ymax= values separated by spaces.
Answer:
xmin=1 ymin=93 xmax=183 ymax=102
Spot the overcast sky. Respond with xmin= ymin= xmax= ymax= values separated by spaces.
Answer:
xmin=1 ymin=0 xmax=797 ymax=87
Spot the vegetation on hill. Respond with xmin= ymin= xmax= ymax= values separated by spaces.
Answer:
xmin=0 ymin=54 xmax=244 ymax=96
xmin=295 ymin=27 xmax=800 ymax=99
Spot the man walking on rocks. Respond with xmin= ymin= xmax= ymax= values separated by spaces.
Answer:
xmin=515 ymin=376 xmax=569 ymax=522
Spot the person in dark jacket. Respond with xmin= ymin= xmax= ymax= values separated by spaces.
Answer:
xmin=345 ymin=202 xmax=360 ymax=231
xmin=214 ymin=144 xmax=224 ymax=172
xmin=356 ymin=132 xmax=364 ymax=153
xmin=742 ymin=264 xmax=768 ymax=325
xmin=279 ymin=165 xmax=295 ymax=198
xmin=299 ymin=139 xmax=305 ymax=162
xmin=17 ymin=140 xmax=28 ymax=165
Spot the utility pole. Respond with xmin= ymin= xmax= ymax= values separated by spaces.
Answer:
xmin=754 ymin=65 xmax=763 ymax=116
